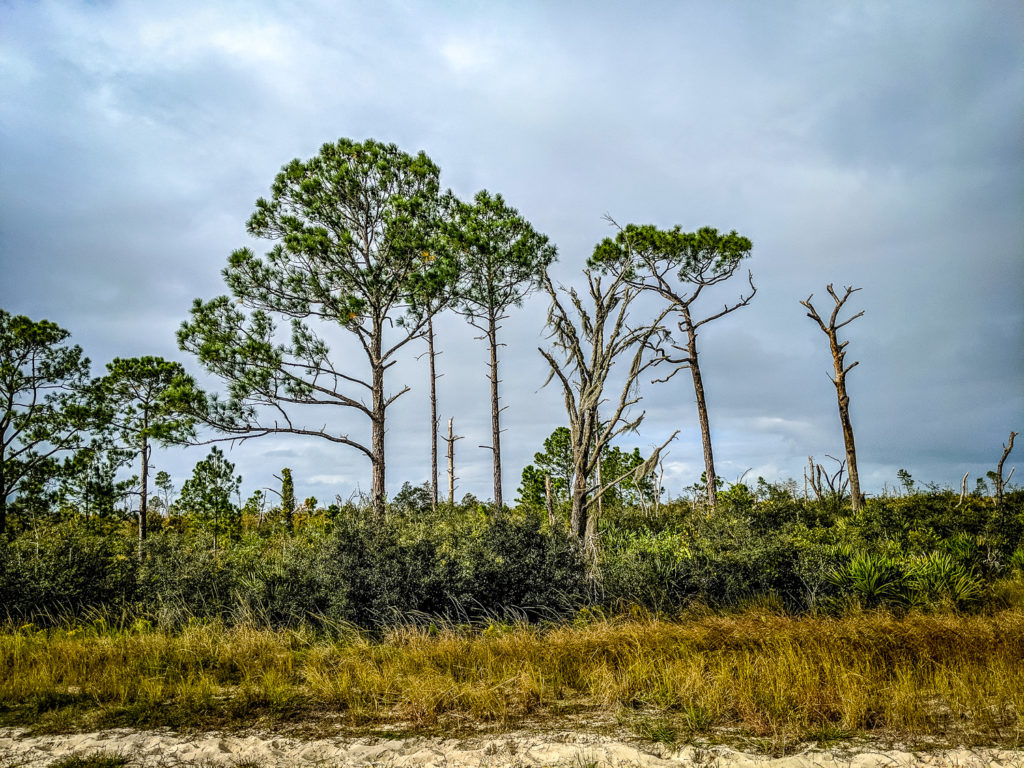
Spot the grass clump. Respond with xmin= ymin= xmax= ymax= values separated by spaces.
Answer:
xmin=1 ymin=609 xmax=1022 ymax=749
xmin=46 ymin=754 xmax=130 ymax=768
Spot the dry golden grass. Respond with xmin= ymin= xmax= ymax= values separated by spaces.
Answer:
xmin=1 ymin=609 xmax=1022 ymax=747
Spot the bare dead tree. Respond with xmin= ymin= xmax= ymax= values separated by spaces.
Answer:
xmin=415 ymin=316 xmax=445 ymax=511
xmin=538 ymin=268 xmax=676 ymax=557
xmin=442 ymin=417 xmax=464 ymax=505
xmin=589 ymin=222 xmax=756 ymax=509
xmin=994 ymin=430 xmax=1017 ymax=507
xmin=805 ymin=455 xmax=850 ymax=502
xmin=956 ymin=471 xmax=969 ymax=508
xmin=800 ymin=284 xmax=865 ymax=512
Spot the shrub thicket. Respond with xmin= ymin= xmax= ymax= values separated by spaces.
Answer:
xmin=0 ymin=486 xmax=1021 ymax=627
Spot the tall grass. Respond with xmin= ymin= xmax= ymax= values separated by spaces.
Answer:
xmin=2 ymin=609 xmax=1021 ymax=748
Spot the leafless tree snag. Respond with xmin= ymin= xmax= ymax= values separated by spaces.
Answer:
xmin=417 ymin=316 xmax=444 ymax=510
xmin=994 ymin=430 xmax=1017 ymax=507
xmin=800 ymin=284 xmax=865 ymax=511
xmin=442 ymin=417 xmax=464 ymax=505
xmin=805 ymin=455 xmax=850 ymax=502
xmin=957 ymin=471 xmax=969 ymax=508
xmin=538 ymin=268 xmax=675 ymax=557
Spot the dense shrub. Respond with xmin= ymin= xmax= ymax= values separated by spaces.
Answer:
xmin=323 ymin=506 xmax=587 ymax=626
xmin=0 ymin=519 xmax=138 ymax=620
xmin=0 ymin=485 xmax=1020 ymax=626
xmin=0 ymin=505 xmax=587 ymax=629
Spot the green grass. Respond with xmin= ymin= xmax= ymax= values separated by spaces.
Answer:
xmin=47 ymin=754 xmax=130 ymax=768
xmin=1 ymin=609 xmax=1022 ymax=751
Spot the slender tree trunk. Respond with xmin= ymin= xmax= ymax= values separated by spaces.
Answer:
xmin=684 ymin=318 xmax=717 ymax=508
xmin=427 ymin=316 xmax=438 ymax=511
xmin=0 ymin=459 xmax=6 ymax=536
xmin=280 ymin=468 xmax=294 ymax=531
xmin=545 ymin=474 xmax=555 ymax=526
xmin=823 ymin=323 xmax=862 ymax=511
xmin=443 ymin=418 xmax=463 ymax=506
xmin=447 ymin=418 xmax=455 ymax=505
xmin=370 ymin=322 xmax=386 ymax=519
xmin=138 ymin=435 xmax=149 ymax=554
xmin=834 ymin=371 xmax=861 ymax=511
xmin=995 ymin=431 xmax=1017 ymax=508
xmin=487 ymin=313 xmax=503 ymax=509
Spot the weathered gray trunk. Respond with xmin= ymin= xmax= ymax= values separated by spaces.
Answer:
xmin=800 ymin=285 xmax=864 ymax=513
xmin=834 ymin=372 xmax=861 ymax=511
xmin=570 ymin=463 xmax=588 ymax=540
xmin=487 ymin=313 xmax=503 ymax=509
xmin=447 ymin=418 xmax=455 ymax=505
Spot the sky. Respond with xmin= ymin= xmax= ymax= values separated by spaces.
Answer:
xmin=2 ymin=0 xmax=1022 ymax=506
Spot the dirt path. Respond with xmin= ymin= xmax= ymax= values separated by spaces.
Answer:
xmin=1 ymin=728 xmax=1022 ymax=767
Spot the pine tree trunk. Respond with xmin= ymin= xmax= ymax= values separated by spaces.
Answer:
xmin=371 ymin=320 xmax=386 ymax=519
xmin=487 ymin=313 xmax=503 ymax=510
xmin=0 ymin=465 xmax=6 ymax=537
xmin=427 ymin=316 xmax=438 ymax=511
xmin=685 ymin=319 xmax=717 ymax=508
xmin=138 ymin=435 xmax=149 ymax=554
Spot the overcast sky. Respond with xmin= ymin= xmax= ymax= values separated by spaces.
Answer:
xmin=2 ymin=0 xmax=1022 ymax=505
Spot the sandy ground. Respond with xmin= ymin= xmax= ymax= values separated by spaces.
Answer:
xmin=0 ymin=728 xmax=1022 ymax=768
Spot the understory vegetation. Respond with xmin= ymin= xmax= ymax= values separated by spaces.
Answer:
xmin=1 ymin=482 xmax=1022 ymax=748
xmin=1 ymin=484 xmax=1021 ymax=628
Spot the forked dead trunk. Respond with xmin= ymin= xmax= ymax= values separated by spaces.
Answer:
xmin=800 ymin=285 xmax=864 ymax=512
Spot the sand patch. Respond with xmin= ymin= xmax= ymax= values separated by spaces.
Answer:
xmin=0 ymin=727 xmax=1021 ymax=767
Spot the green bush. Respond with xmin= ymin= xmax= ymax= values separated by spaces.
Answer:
xmin=0 ymin=519 xmax=138 ymax=620
xmin=322 ymin=506 xmax=587 ymax=626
